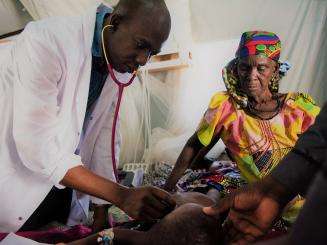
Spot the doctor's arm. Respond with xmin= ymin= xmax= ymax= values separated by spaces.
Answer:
xmin=12 ymin=24 xmax=174 ymax=221
xmin=61 ymin=166 xmax=175 ymax=221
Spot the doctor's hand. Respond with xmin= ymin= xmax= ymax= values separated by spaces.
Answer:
xmin=203 ymin=176 xmax=291 ymax=244
xmin=60 ymin=166 xmax=175 ymax=222
xmin=118 ymin=186 xmax=176 ymax=221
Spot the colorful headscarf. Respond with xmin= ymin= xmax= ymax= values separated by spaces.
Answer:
xmin=223 ymin=31 xmax=290 ymax=108
xmin=236 ymin=31 xmax=281 ymax=61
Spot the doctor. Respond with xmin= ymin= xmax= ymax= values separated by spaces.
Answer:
xmin=0 ymin=0 xmax=174 ymax=232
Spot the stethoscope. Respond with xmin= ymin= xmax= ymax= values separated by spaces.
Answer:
xmin=101 ymin=24 xmax=150 ymax=182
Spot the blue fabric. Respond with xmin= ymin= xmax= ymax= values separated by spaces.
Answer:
xmin=92 ymin=4 xmax=113 ymax=57
xmin=87 ymin=4 xmax=113 ymax=112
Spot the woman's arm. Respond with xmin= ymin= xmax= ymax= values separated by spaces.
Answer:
xmin=164 ymin=132 xmax=220 ymax=191
xmin=163 ymin=133 xmax=204 ymax=191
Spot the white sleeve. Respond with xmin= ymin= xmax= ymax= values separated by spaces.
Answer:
xmin=12 ymin=22 xmax=82 ymax=187
xmin=90 ymin=105 xmax=121 ymax=205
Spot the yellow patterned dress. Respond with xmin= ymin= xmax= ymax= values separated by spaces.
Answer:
xmin=197 ymin=91 xmax=320 ymax=223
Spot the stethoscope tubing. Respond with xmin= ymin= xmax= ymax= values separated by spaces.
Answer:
xmin=102 ymin=24 xmax=137 ymax=182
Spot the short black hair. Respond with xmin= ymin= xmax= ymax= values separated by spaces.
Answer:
xmin=114 ymin=0 xmax=170 ymax=24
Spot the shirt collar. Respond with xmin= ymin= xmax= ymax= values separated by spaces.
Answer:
xmin=92 ymin=4 xmax=113 ymax=58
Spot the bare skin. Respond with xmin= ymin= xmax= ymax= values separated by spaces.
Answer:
xmin=103 ymin=0 xmax=171 ymax=73
xmin=164 ymin=132 xmax=221 ymax=192
xmin=61 ymin=166 xmax=175 ymax=222
xmin=203 ymin=175 xmax=295 ymax=244
xmin=64 ymin=192 xmax=222 ymax=245
xmin=237 ymin=55 xmax=285 ymax=120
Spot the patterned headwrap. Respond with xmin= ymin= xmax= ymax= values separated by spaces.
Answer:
xmin=236 ymin=31 xmax=281 ymax=61
xmin=223 ymin=31 xmax=291 ymax=108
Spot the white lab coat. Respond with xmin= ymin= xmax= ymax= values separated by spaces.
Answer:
xmin=0 ymin=5 xmax=126 ymax=232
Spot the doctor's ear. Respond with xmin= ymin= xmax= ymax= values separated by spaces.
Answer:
xmin=108 ymin=14 xmax=122 ymax=31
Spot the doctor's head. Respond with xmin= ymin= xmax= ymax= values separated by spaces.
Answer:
xmin=103 ymin=0 xmax=171 ymax=73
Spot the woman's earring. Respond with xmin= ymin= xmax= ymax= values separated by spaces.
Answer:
xmin=270 ymin=73 xmax=280 ymax=93
xmin=271 ymin=72 xmax=280 ymax=83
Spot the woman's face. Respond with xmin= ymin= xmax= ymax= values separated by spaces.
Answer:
xmin=237 ymin=55 xmax=277 ymax=98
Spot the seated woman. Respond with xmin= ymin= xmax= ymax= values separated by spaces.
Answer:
xmin=164 ymin=31 xmax=320 ymax=223
xmin=63 ymin=191 xmax=223 ymax=245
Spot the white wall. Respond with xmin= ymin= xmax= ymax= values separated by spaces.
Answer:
xmin=0 ymin=0 xmax=32 ymax=36
xmin=189 ymin=0 xmax=327 ymax=104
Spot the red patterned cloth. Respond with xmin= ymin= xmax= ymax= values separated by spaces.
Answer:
xmin=0 ymin=225 xmax=92 ymax=244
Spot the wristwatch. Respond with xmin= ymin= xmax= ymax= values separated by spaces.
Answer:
xmin=97 ymin=228 xmax=115 ymax=245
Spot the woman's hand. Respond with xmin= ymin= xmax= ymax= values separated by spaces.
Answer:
xmin=118 ymin=186 xmax=176 ymax=221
